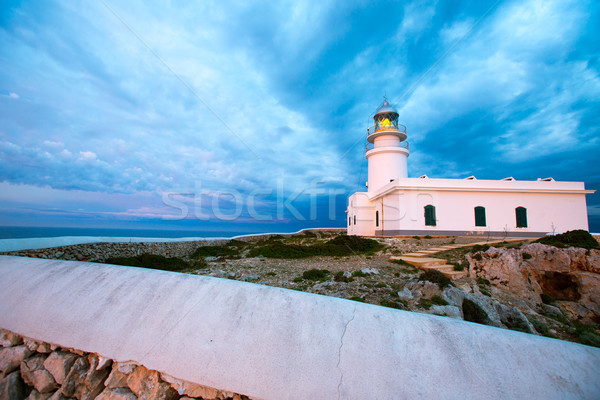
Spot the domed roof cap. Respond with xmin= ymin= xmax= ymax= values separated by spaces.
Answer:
xmin=374 ymin=97 xmax=399 ymax=117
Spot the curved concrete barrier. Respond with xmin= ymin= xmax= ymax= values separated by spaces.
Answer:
xmin=0 ymin=255 xmax=598 ymax=399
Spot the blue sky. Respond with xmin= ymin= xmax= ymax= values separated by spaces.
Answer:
xmin=1 ymin=0 xmax=599 ymax=234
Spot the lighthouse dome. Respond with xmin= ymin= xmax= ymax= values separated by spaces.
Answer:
xmin=374 ymin=99 xmax=399 ymax=117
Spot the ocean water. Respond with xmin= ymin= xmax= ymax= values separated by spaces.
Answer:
xmin=0 ymin=226 xmax=265 ymax=252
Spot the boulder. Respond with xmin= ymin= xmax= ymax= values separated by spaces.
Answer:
xmin=26 ymin=389 xmax=54 ymax=400
xmin=21 ymin=354 xmax=58 ymax=393
xmin=43 ymin=352 xmax=78 ymax=385
xmin=441 ymin=286 xmax=466 ymax=308
xmin=0 ymin=370 xmax=26 ymax=400
xmin=95 ymin=387 xmax=137 ymax=400
xmin=114 ymin=362 xmax=138 ymax=375
xmin=48 ymin=391 xmax=71 ymax=400
xmin=127 ymin=365 xmax=177 ymax=400
xmin=430 ymin=305 xmax=462 ymax=319
xmin=0 ymin=345 xmax=33 ymax=374
xmin=104 ymin=366 xmax=129 ymax=389
xmin=60 ymin=356 xmax=88 ymax=397
xmin=0 ymin=330 xmax=23 ymax=348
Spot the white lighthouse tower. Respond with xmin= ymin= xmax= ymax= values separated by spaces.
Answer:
xmin=366 ymin=98 xmax=409 ymax=194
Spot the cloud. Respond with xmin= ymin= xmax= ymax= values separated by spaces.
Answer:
xmin=0 ymin=0 xmax=598 ymax=230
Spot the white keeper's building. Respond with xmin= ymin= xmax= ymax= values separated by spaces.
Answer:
xmin=347 ymin=99 xmax=595 ymax=237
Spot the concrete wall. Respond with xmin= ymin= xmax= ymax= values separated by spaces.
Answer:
xmin=1 ymin=256 xmax=599 ymax=399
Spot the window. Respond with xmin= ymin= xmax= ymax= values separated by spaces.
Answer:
xmin=424 ymin=205 xmax=436 ymax=226
xmin=353 ymin=215 xmax=356 ymax=225
xmin=349 ymin=216 xmax=351 ymax=226
xmin=376 ymin=211 xmax=379 ymax=227
xmin=516 ymin=207 xmax=527 ymax=228
xmin=474 ymin=206 xmax=486 ymax=227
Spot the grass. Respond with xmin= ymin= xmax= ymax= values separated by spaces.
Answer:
xmin=535 ymin=229 xmax=599 ymax=250
xmin=348 ymin=296 xmax=365 ymax=303
xmin=380 ymin=299 xmax=406 ymax=310
xmin=105 ymin=254 xmax=192 ymax=272
xmin=247 ymin=235 xmax=384 ymax=259
xmin=352 ymin=270 xmax=368 ymax=278
xmin=390 ymin=258 xmax=412 ymax=266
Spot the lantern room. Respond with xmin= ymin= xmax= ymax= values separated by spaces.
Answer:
xmin=368 ymin=97 xmax=407 ymax=143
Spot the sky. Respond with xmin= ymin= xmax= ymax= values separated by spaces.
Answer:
xmin=0 ymin=0 xmax=599 ymax=234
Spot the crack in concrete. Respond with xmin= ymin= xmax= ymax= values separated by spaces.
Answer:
xmin=337 ymin=307 xmax=356 ymax=400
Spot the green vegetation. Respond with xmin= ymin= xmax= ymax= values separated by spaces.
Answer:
xmin=191 ymin=239 xmax=249 ymax=258
xmin=522 ymin=252 xmax=532 ymax=260
xmin=247 ymin=235 xmax=383 ymax=259
xmin=535 ymin=230 xmax=599 ymax=250
xmin=334 ymin=271 xmax=354 ymax=282
xmin=348 ymin=296 xmax=365 ymax=303
xmin=301 ymin=269 xmax=330 ymax=281
xmin=419 ymin=269 xmax=452 ymax=289
xmin=462 ymin=298 xmax=490 ymax=325
xmin=390 ymin=258 xmax=412 ymax=266
xmin=452 ymin=262 xmax=464 ymax=271
xmin=105 ymin=254 xmax=192 ymax=272
xmin=541 ymin=293 xmax=555 ymax=304
xmin=573 ymin=324 xmax=600 ymax=348
xmin=419 ymin=295 xmax=448 ymax=309
xmin=476 ymin=277 xmax=490 ymax=286
xmin=380 ymin=299 xmax=405 ymax=309
xmin=424 ymin=235 xmax=433 ymax=239
xmin=352 ymin=270 xmax=368 ymax=278
xmin=472 ymin=244 xmax=490 ymax=253
xmin=528 ymin=317 xmax=549 ymax=335
xmin=412 ymin=236 xmax=421 ymax=239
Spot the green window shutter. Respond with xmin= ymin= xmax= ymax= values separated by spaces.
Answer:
xmin=516 ymin=207 xmax=527 ymax=228
xmin=375 ymin=210 xmax=379 ymax=227
xmin=475 ymin=206 xmax=486 ymax=227
xmin=424 ymin=205 xmax=436 ymax=226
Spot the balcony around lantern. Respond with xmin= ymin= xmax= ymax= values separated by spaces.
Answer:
xmin=367 ymin=123 xmax=407 ymax=143
xmin=366 ymin=141 xmax=409 ymax=152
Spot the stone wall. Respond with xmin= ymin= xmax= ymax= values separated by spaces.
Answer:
xmin=0 ymin=329 xmax=250 ymax=400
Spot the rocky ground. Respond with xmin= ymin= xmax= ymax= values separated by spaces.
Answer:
xmin=2 ymin=231 xmax=600 ymax=348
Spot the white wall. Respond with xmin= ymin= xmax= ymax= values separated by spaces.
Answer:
xmin=1 ymin=256 xmax=599 ymax=400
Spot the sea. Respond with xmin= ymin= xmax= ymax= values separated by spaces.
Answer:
xmin=0 ymin=226 xmax=282 ymax=253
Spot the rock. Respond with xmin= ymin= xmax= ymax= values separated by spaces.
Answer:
xmin=585 ymin=249 xmax=600 ymax=273
xmin=105 ymin=365 xmax=129 ymax=389
xmin=241 ymin=272 xmax=259 ymax=282
xmin=0 ymin=345 xmax=33 ymax=374
xmin=82 ymin=354 xmax=111 ymax=399
xmin=0 ymin=370 xmax=26 ymax=400
xmin=127 ymin=365 xmax=178 ymax=400
xmin=405 ymin=280 xmax=441 ymax=299
xmin=61 ymin=357 xmax=88 ymax=397
xmin=0 ymin=330 xmax=23 ymax=347
xmin=95 ymin=355 xmax=112 ymax=371
xmin=43 ymin=352 xmax=78 ymax=385
xmin=361 ymin=268 xmax=379 ymax=275
xmin=496 ymin=305 xmax=535 ymax=333
xmin=441 ymin=286 xmax=466 ymax=307
xmin=54 ymin=251 xmax=64 ymax=258
xmin=48 ymin=391 xmax=70 ymax=400
xmin=396 ymin=287 xmax=413 ymax=300
xmin=115 ymin=362 xmax=138 ymax=375
xmin=161 ymin=373 xmax=220 ymax=399
xmin=571 ymin=272 xmax=600 ymax=321
xmin=95 ymin=387 xmax=137 ymax=400
xmin=430 ymin=305 xmax=462 ymax=319
xmin=540 ymin=303 xmax=566 ymax=320
xmin=21 ymin=354 xmax=59 ymax=393
xmin=26 ymin=389 xmax=54 ymax=400
xmin=462 ymin=294 xmax=502 ymax=327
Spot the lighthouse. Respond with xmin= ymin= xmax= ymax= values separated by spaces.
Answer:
xmin=347 ymin=97 xmax=593 ymax=237
xmin=366 ymin=98 xmax=409 ymax=194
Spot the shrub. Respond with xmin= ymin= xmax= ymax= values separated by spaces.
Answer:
xmin=348 ymin=296 xmax=365 ymax=303
xmin=380 ymin=299 xmax=403 ymax=309
xmin=390 ymin=258 xmax=412 ymax=266
xmin=412 ymin=236 xmax=421 ymax=239
xmin=292 ymin=277 xmax=303 ymax=283
xmin=528 ymin=317 xmax=549 ymax=334
xmin=247 ymin=234 xmax=383 ymax=258
xmin=541 ymin=293 xmax=555 ymax=304
xmin=302 ymin=269 xmax=330 ymax=281
xmin=472 ymin=244 xmax=490 ymax=253
xmin=352 ymin=270 xmax=368 ymax=278
xmin=462 ymin=298 xmax=490 ymax=325
xmin=522 ymin=252 xmax=532 ymax=260
xmin=535 ymin=230 xmax=599 ymax=250
xmin=453 ymin=262 xmax=464 ymax=271
xmin=419 ymin=295 xmax=448 ymax=309
xmin=192 ymin=243 xmax=241 ymax=258
xmin=424 ymin=235 xmax=433 ymax=239
xmin=334 ymin=271 xmax=353 ymax=282
xmin=419 ymin=270 xmax=452 ymax=289
xmin=476 ymin=277 xmax=490 ymax=286
xmin=105 ymin=254 xmax=191 ymax=272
